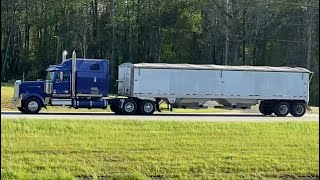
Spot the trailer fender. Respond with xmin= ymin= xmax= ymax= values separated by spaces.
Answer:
xmin=21 ymin=93 xmax=45 ymax=107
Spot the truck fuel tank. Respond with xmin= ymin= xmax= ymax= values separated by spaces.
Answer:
xmin=75 ymin=99 xmax=107 ymax=109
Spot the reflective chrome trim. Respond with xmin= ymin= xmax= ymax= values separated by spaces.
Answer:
xmin=52 ymin=94 xmax=72 ymax=97
xmin=27 ymin=100 xmax=39 ymax=112
xmin=72 ymin=51 xmax=77 ymax=98
xmin=13 ymin=80 xmax=21 ymax=99
xmin=44 ymin=80 xmax=53 ymax=94
xmin=51 ymin=99 xmax=72 ymax=106
xmin=76 ymin=94 xmax=102 ymax=97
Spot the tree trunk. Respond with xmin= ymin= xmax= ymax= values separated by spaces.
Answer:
xmin=232 ymin=42 xmax=239 ymax=65
xmin=306 ymin=4 xmax=312 ymax=69
xmin=91 ymin=0 xmax=98 ymax=58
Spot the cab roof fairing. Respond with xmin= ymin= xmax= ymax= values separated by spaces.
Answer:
xmin=45 ymin=58 xmax=109 ymax=72
xmin=45 ymin=65 xmax=70 ymax=72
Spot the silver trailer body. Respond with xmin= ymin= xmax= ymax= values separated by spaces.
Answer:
xmin=118 ymin=63 xmax=311 ymax=109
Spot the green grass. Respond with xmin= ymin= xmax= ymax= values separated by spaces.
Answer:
xmin=1 ymin=119 xmax=319 ymax=179
xmin=1 ymin=85 xmax=14 ymax=110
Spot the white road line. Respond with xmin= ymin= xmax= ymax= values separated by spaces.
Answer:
xmin=1 ymin=111 xmax=318 ymax=122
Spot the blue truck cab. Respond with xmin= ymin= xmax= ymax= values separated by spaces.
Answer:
xmin=12 ymin=50 xmax=159 ymax=115
xmin=45 ymin=58 xmax=109 ymax=97
xmin=12 ymin=52 xmax=110 ymax=113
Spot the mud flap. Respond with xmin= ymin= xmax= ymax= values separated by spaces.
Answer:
xmin=306 ymin=105 xmax=312 ymax=111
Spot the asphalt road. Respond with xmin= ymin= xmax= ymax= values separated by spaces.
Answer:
xmin=1 ymin=111 xmax=319 ymax=122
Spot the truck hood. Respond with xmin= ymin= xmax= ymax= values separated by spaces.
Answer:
xmin=19 ymin=81 xmax=45 ymax=95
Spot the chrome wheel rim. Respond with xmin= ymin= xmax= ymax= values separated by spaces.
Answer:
xmin=279 ymin=104 xmax=288 ymax=114
xmin=144 ymin=102 xmax=154 ymax=113
xmin=295 ymin=105 xmax=304 ymax=115
xmin=124 ymin=102 xmax=135 ymax=113
xmin=28 ymin=101 xmax=39 ymax=112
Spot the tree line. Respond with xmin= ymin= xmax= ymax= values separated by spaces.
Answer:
xmin=1 ymin=0 xmax=319 ymax=105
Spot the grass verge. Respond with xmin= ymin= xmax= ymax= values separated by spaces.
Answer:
xmin=1 ymin=119 xmax=319 ymax=179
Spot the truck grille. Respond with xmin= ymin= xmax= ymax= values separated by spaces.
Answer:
xmin=13 ymin=80 xmax=21 ymax=98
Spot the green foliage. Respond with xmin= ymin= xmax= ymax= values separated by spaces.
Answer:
xmin=1 ymin=119 xmax=319 ymax=179
xmin=1 ymin=0 xmax=319 ymax=105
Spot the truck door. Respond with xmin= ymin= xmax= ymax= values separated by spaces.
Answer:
xmin=53 ymin=71 xmax=71 ymax=97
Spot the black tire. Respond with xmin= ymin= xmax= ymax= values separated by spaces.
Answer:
xmin=23 ymin=97 xmax=41 ymax=114
xmin=110 ymin=104 xmax=121 ymax=114
xmin=17 ymin=107 xmax=27 ymax=114
xmin=139 ymin=100 xmax=156 ymax=115
xmin=290 ymin=102 xmax=306 ymax=117
xmin=273 ymin=102 xmax=290 ymax=117
xmin=135 ymin=100 xmax=143 ymax=115
xmin=259 ymin=102 xmax=273 ymax=115
xmin=121 ymin=99 xmax=137 ymax=115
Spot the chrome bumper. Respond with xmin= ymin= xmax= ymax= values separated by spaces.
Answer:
xmin=12 ymin=98 xmax=22 ymax=108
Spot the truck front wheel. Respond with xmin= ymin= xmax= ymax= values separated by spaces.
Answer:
xmin=23 ymin=97 xmax=41 ymax=114
xmin=121 ymin=99 xmax=137 ymax=115
xmin=290 ymin=102 xmax=306 ymax=117
xmin=139 ymin=100 xmax=156 ymax=115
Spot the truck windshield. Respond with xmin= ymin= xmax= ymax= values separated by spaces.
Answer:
xmin=46 ymin=72 xmax=55 ymax=81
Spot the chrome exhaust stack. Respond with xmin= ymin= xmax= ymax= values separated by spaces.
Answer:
xmin=62 ymin=50 xmax=68 ymax=63
xmin=71 ymin=50 xmax=77 ymax=99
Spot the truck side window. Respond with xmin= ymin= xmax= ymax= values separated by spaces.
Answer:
xmin=90 ymin=63 xmax=100 ymax=71
xmin=55 ymin=72 xmax=60 ymax=80
xmin=62 ymin=72 xmax=70 ymax=81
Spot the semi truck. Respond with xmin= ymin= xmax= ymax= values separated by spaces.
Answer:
xmin=12 ymin=51 xmax=312 ymax=117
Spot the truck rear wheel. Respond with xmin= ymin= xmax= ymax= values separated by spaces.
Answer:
xmin=110 ymin=104 xmax=121 ymax=114
xmin=121 ymin=99 xmax=137 ymax=115
xmin=273 ymin=102 xmax=290 ymax=117
xmin=139 ymin=100 xmax=155 ymax=115
xmin=259 ymin=102 xmax=273 ymax=115
xmin=290 ymin=102 xmax=306 ymax=117
xmin=23 ymin=97 xmax=41 ymax=114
